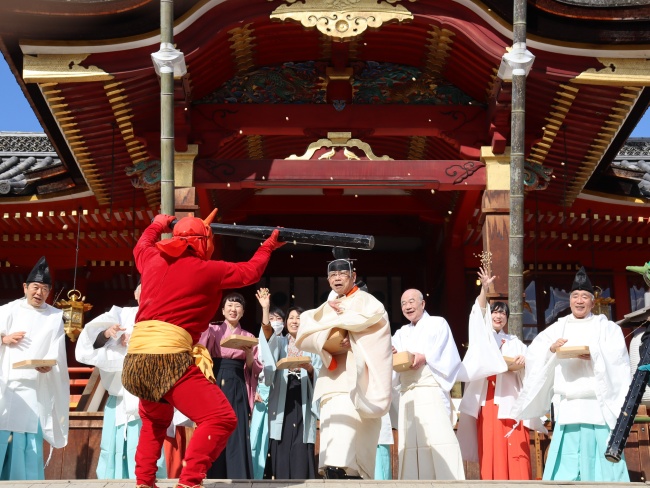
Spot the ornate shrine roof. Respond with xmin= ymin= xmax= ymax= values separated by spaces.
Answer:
xmin=1 ymin=0 xmax=650 ymax=267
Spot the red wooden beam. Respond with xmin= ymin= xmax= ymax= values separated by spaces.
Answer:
xmin=214 ymin=195 xmax=447 ymax=220
xmin=195 ymin=159 xmax=485 ymax=191
xmin=191 ymin=104 xmax=489 ymax=144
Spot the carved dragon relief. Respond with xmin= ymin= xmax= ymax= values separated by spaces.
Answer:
xmin=524 ymin=160 xmax=553 ymax=191
xmin=125 ymin=159 xmax=161 ymax=189
xmin=269 ymin=0 xmax=416 ymax=41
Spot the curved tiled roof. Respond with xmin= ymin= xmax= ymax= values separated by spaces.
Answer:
xmin=0 ymin=132 xmax=67 ymax=196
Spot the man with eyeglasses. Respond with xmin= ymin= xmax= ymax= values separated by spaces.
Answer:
xmin=296 ymin=251 xmax=392 ymax=480
xmin=391 ymin=288 xmax=465 ymax=480
xmin=0 ymin=256 xmax=69 ymax=480
xmin=511 ymin=266 xmax=630 ymax=482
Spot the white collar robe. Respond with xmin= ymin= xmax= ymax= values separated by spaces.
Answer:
xmin=510 ymin=313 xmax=630 ymax=430
xmin=458 ymin=300 xmax=527 ymax=419
xmin=391 ymin=311 xmax=461 ymax=412
xmin=296 ymin=288 xmax=393 ymax=418
xmin=75 ymin=305 xmax=190 ymax=432
xmin=456 ymin=300 xmax=544 ymax=463
xmin=75 ymin=306 xmax=140 ymax=427
xmin=0 ymin=298 xmax=69 ymax=448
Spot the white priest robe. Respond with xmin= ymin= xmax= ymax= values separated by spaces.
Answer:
xmin=76 ymin=306 xmax=178 ymax=479
xmin=391 ymin=311 xmax=465 ymax=480
xmin=0 ymin=298 xmax=69 ymax=448
xmin=510 ymin=313 xmax=630 ymax=430
xmin=456 ymin=300 xmax=544 ymax=463
xmin=296 ymin=288 xmax=393 ymax=479
xmin=76 ymin=306 xmax=140 ymax=426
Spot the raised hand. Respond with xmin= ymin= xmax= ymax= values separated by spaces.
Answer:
xmin=152 ymin=213 xmax=176 ymax=233
xmin=256 ymin=288 xmax=271 ymax=310
xmin=478 ymin=266 xmax=496 ymax=294
xmin=262 ymin=229 xmax=286 ymax=251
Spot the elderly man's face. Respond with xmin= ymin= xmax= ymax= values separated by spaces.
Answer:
xmin=328 ymin=269 xmax=356 ymax=296
xmin=570 ymin=290 xmax=594 ymax=319
xmin=23 ymin=282 xmax=51 ymax=308
xmin=401 ymin=289 xmax=425 ymax=325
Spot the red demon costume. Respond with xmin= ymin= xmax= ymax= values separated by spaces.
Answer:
xmin=122 ymin=211 xmax=283 ymax=488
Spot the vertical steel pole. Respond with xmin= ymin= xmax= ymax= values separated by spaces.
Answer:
xmin=159 ymin=0 xmax=174 ymax=216
xmin=508 ymin=0 xmax=532 ymax=340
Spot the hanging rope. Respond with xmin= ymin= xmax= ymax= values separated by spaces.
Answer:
xmin=109 ymin=122 xmax=116 ymax=220
xmin=72 ymin=205 xmax=82 ymax=291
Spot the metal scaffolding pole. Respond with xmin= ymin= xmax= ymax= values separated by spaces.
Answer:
xmin=498 ymin=0 xmax=534 ymax=340
xmin=152 ymin=0 xmax=186 ymax=217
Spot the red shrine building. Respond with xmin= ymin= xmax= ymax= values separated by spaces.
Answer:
xmin=2 ymin=0 xmax=650 ymax=480
xmin=1 ymin=0 xmax=650 ymax=335
xmin=2 ymin=0 xmax=650 ymax=340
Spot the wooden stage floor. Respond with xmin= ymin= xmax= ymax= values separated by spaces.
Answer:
xmin=0 ymin=480 xmax=643 ymax=487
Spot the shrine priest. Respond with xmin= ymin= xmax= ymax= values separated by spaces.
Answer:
xmin=296 ymin=250 xmax=393 ymax=480
xmin=392 ymin=288 xmax=465 ymax=480
xmin=0 ymin=256 xmax=69 ymax=480
xmin=511 ymin=267 xmax=630 ymax=482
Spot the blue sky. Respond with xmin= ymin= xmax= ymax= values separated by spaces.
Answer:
xmin=1 ymin=53 xmax=649 ymax=136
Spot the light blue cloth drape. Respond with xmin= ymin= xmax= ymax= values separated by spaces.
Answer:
xmin=374 ymin=444 xmax=392 ymax=480
xmin=250 ymin=383 xmax=271 ymax=479
xmin=0 ymin=425 xmax=44 ymax=480
xmin=543 ymin=423 xmax=629 ymax=482
xmin=96 ymin=394 xmax=166 ymax=479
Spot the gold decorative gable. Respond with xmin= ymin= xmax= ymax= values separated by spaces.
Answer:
xmin=269 ymin=0 xmax=415 ymax=41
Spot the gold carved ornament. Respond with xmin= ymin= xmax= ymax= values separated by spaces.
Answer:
xmin=269 ymin=0 xmax=416 ymax=41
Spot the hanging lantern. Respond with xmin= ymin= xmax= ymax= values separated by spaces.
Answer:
xmin=55 ymin=289 xmax=93 ymax=342
xmin=593 ymin=286 xmax=615 ymax=320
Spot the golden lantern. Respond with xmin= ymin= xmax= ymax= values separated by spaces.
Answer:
xmin=55 ymin=289 xmax=93 ymax=342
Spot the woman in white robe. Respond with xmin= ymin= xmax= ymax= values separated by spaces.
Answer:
xmin=457 ymin=267 xmax=540 ymax=480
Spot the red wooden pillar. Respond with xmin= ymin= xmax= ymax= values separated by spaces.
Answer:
xmin=481 ymin=190 xmax=510 ymax=301
xmin=480 ymin=147 xmax=512 ymax=302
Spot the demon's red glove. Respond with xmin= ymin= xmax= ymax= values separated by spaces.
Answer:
xmin=262 ymin=228 xmax=286 ymax=251
xmin=152 ymin=214 xmax=176 ymax=233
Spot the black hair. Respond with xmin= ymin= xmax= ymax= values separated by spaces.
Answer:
xmin=286 ymin=306 xmax=305 ymax=318
xmin=222 ymin=292 xmax=246 ymax=309
xmin=269 ymin=306 xmax=286 ymax=321
xmin=491 ymin=301 xmax=510 ymax=319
